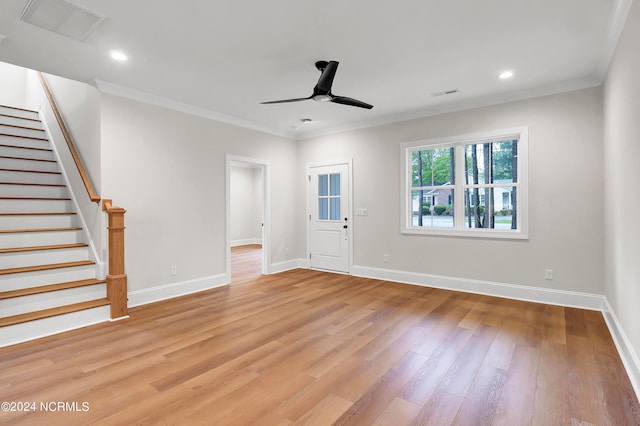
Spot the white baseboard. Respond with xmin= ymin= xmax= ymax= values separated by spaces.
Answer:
xmin=351 ymin=265 xmax=606 ymax=311
xmin=128 ymin=274 xmax=229 ymax=307
xmin=269 ymin=258 xmax=308 ymax=274
xmin=230 ymin=238 xmax=262 ymax=247
xmin=601 ymin=297 xmax=640 ymax=401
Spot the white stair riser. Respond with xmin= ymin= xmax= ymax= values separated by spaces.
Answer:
xmin=3 ymin=264 xmax=96 ymax=291
xmin=0 ymin=284 xmax=106 ymax=317
xmin=0 ymin=134 xmax=49 ymax=148
xmin=0 ymin=125 xmax=46 ymax=139
xmin=0 ymin=170 xmax=62 ymax=185
xmin=0 ymin=214 xmax=77 ymax=230
xmin=0 ymin=157 xmax=59 ymax=173
xmin=0 ymin=199 xmax=71 ymax=213
xmin=0 ymin=115 xmax=43 ymax=129
xmin=0 ymin=305 xmax=110 ymax=348
xmin=0 ymin=247 xmax=90 ymax=269
xmin=0 ymin=106 xmax=39 ymax=121
xmin=0 ymin=145 xmax=54 ymax=161
xmin=0 ymin=230 xmax=84 ymax=247
xmin=0 ymin=184 xmax=67 ymax=198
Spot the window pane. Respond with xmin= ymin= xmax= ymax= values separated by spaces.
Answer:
xmin=330 ymin=198 xmax=340 ymax=220
xmin=492 ymin=140 xmax=517 ymax=184
xmin=465 ymin=143 xmax=489 ymax=184
xmin=464 ymin=187 xmax=517 ymax=229
xmin=410 ymin=189 xmax=454 ymax=228
xmin=318 ymin=174 xmax=328 ymax=196
xmin=329 ymin=173 xmax=340 ymax=196
xmin=465 ymin=140 xmax=518 ymax=185
xmin=318 ymin=198 xmax=328 ymax=220
xmin=412 ymin=148 xmax=454 ymax=187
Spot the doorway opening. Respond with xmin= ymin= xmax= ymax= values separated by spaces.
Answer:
xmin=226 ymin=155 xmax=270 ymax=282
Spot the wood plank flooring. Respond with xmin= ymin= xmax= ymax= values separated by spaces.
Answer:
xmin=1 ymin=244 xmax=638 ymax=425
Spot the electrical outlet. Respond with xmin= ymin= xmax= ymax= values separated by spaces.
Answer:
xmin=383 ymin=254 xmax=389 ymax=263
xmin=545 ymin=269 xmax=553 ymax=280
xmin=171 ymin=266 xmax=177 ymax=276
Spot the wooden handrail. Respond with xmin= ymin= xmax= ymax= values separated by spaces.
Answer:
xmin=37 ymin=72 xmax=101 ymax=203
xmin=102 ymin=199 xmax=128 ymax=318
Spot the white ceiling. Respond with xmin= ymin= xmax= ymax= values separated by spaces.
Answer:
xmin=0 ymin=0 xmax=631 ymax=139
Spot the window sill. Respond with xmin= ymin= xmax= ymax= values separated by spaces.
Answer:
xmin=401 ymin=227 xmax=529 ymax=240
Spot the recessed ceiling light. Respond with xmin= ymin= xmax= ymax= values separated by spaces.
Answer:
xmin=110 ymin=51 xmax=128 ymax=62
xmin=498 ymin=70 xmax=514 ymax=80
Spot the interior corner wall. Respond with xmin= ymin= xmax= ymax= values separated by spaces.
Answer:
xmin=0 ymin=61 xmax=27 ymax=107
xmin=297 ymin=87 xmax=604 ymax=295
xmin=99 ymin=93 xmax=299 ymax=293
xmin=603 ymin=0 xmax=640 ymax=361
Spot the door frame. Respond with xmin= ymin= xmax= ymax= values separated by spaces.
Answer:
xmin=306 ymin=158 xmax=354 ymax=274
xmin=226 ymin=154 xmax=271 ymax=279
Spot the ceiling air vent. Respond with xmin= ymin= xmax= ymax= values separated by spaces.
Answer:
xmin=20 ymin=0 xmax=105 ymax=41
xmin=432 ymin=89 xmax=459 ymax=97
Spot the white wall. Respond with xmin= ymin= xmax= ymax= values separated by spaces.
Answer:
xmin=0 ymin=61 xmax=26 ymax=107
xmin=230 ymin=165 xmax=263 ymax=245
xmin=298 ymin=87 xmax=604 ymax=294
xmin=24 ymin=71 xmax=104 ymax=266
xmin=604 ymin=0 xmax=640 ymax=365
xmin=100 ymin=94 xmax=298 ymax=293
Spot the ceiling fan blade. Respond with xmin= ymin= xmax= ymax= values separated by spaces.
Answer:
xmin=316 ymin=61 xmax=339 ymax=93
xmin=331 ymin=95 xmax=373 ymax=109
xmin=260 ymin=96 xmax=312 ymax=105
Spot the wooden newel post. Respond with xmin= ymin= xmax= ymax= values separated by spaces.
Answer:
xmin=102 ymin=199 xmax=128 ymax=319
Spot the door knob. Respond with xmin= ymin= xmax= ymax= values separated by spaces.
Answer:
xmin=343 ymin=225 xmax=348 ymax=229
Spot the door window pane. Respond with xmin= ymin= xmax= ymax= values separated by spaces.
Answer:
xmin=318 ymin=198 xmax=328 ymax=220
xmin=330 ymin=173 xmax=340 ymax=196
xmin=330 ymin=198 xmax=340 ymax=220
xmin=318 ymin=174 xmax=328 ymax=196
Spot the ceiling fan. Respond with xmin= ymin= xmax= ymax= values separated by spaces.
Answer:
xmin=261 ymin=60 xmax=373 ymax=109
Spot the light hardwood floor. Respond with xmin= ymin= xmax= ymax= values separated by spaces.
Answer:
xmin=1 ymin=244 xmax=639 ymax=425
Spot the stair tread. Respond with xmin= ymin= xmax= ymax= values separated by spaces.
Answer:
xmin=0 ymin=144 xmax=52 ymax=152
xmin=0 ymin=181 xmax=64 ymax=187
xmin=0 ymin=260 xmax=95 ymax=276
xmin=0 ymin=168 xmax=61 ymax=175
xmin=0 ymin=278 xmax=105 ymax=300
xmin=0 ymin=104 xmax=38 ymax=114
xmin=0 ymin=113 xmax=40 ymax=123
xmin=0 ymin=133 xmax=48 ymax=141
xmin=0 ymin=155 xmax=56 ymax=163
xmin=0 ymin=123 xmax=45 ymax=132
xmin=0 ymin=243 xmax=88 ymax=254
xmin=0 ymin=196 xmax=70 ymax=200
xmin=0 ymin=212 xmax=75 ymax=216
xmin=0 ymin=298 xmax=110 ymax=327
xmin=0 ymin=227 xmax=82 ymax=234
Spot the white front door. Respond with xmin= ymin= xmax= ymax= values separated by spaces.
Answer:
xmin=307 ymin=163 xmax=350 ymax=273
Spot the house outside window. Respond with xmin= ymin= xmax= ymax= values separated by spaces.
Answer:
xmin=401 ymin=127 xmax=528 ymax=239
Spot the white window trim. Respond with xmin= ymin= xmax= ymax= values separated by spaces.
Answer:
xmin=400 ymin=127 xmax=529 ymax=240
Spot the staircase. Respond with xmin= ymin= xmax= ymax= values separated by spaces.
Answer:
xmin=0 ymin=104 xmax=110 ymax=347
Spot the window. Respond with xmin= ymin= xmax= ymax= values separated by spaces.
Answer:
xmin=401 ymin=127 xmax=528 ymax=239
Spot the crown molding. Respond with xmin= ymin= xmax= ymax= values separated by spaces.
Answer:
xmin=93 ymin=80 xmax=295 ymax=140
xmin=295 ymin=76 xmax=602 ymax=140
